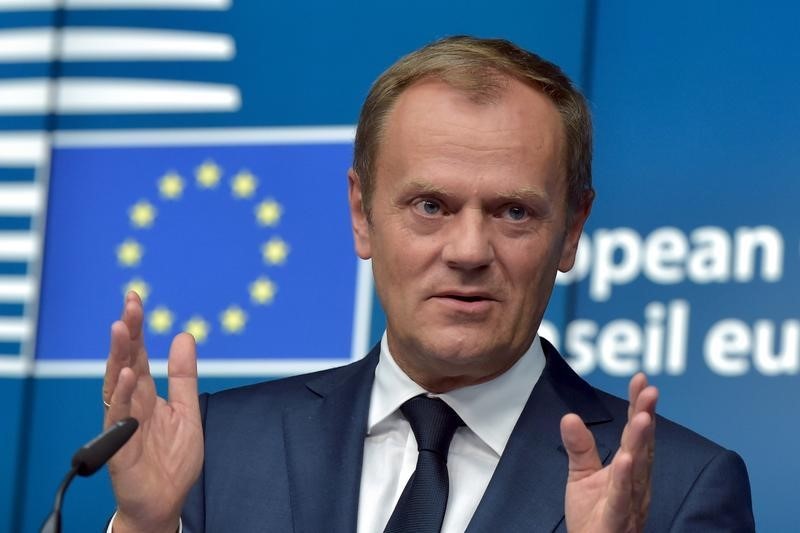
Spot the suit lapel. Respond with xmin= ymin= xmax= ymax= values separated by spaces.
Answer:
xmin=281 ymin=340 xmax=619 ymax=532
xmin=282 ymin=346 xmax=379 ymax=533
xmin=466 ymin=339 xmax=614 ymax=532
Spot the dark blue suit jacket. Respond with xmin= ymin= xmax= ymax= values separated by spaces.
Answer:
xmin=182 ymin=340 xmax=755 ymax=532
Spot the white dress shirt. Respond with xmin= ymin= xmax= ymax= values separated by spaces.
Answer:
xmin=109 ymin=334 xmax=545 ymax=533
xmin=357 ymin=333 xmax=545 ymax=533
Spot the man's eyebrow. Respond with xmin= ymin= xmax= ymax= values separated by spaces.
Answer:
xmin=404 ymin=180 xmax=449 ymax=195
xmin=495 ymin=186 xmax=549 ymax=203
xmin=402 ymin=181 xmax=550 ymax=204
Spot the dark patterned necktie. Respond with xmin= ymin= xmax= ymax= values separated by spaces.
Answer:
xmin=384 ymin=395 xmax=464 ymax=533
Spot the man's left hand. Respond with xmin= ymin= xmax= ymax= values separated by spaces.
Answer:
xmin=561 ymin=373 xmax=658 ymax=533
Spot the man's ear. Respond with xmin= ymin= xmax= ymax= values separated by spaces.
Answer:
xmin=558 ymin=190 xmax=593 ymax=272
xmin=348 ymin=168 xmax=372 ymax=260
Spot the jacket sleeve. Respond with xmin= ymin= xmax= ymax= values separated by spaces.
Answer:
xmin=180 ymin=392 xmax=209 ymax=533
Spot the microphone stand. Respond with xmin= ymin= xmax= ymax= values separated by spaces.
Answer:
xmin=39 ymin=417 xmax=138 ymax=533
xmin=40 ymin=465 xmax=79 ymax=533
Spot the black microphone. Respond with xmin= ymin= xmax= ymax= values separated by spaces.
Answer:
xmin=72 ymin=417 xmax=139 ymax=476
xmin=40 ymin=417 xmax=139 ymax=533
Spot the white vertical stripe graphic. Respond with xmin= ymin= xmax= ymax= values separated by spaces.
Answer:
xmin=0 ymin=184 xmax=44 ymax=215
xmin=0 ymin=357 xmax=32 ymax=376
xmin=0 ymin=0 xmax=237 ymax=377
xmin=0 ymin=318 xmax=32 ymax=341
xmin=0 ymin=233 xmax=40 ymax=261
xmin=0 ymin=134 xmax=48 ymax=166
xmin=0 ymin=0 xmax=231 ymax=11
xmin=0 ymin=79 xmax=241 ymax=114
xmin=0 ymin=276 xmax=36 ymax=301
xmin=0 ymin=28 xmax=236 ymax=63
xmin=53 ymin=126 xmax=358 ymax=147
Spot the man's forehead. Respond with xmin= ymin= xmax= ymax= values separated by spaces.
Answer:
xmin=386 ymin=79 xmax=558 ymax=137
xmin=388 ymin=77 xmax=563 ymax=138
xmin=378 ymin=80 xmax=565 ymax=170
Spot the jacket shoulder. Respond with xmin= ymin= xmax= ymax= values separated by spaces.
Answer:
xmin=200 ymin=349 xmax=378 ymax=415
xmin=591 ymin=388 xmax=754 ymax=532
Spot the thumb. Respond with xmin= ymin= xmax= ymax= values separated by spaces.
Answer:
xmin=561 ymin=413 xmax=603 ymax=481
xmin=167 ymin=332 xmax=199 ymax=411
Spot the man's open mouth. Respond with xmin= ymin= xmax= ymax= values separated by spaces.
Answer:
xmin=435 ymin=291 xmax=497 ymax=303
xmin=447 ymin=295 xmax=487 ymax=302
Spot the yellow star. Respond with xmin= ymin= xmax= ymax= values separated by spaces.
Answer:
xmin=262 ymin=237 xmax=289 ymax=265
xmin=196 ymin=160 xmax=222 ymax=189
xmin=184 ymin=315 xmax=210 ymax=344
xmin=148 ymin=306 xmax=174 ymax=334
xmin=123 ymin=278 xmax=150 ymax=303
xmin=255 ymin=198 xmax=283 ymax=226
xmin=249 ymin=276 xmax=277 ymax=305
xmin=117 ymin=238 xmax=144 ymax=267
xmin=231 ymin=170 xmax=258 ymax=199
xmin=129 ymin=200 xmax=157 ymax=228
xmin=158 ymin=171 xmax=184 ymax=199
xmin=220 ymin=305 xmax=247 ymax=334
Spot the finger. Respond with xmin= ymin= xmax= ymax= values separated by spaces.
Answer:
xmin=103 ymin=320 xmax=133 ymax=407
xmin=601 ymin=450 xmax=635 ymax=532
xmin=105 ymin=367 xmax=148 ymax=474
xmin=122 ymin=290 xmax=144 ymax=341
xmin=620 ymin=375 xmax=657 ymax=452
xmin=622 ymin=410 xmax=656 ymax=528
xmin=121 ymin=292 xmax=150 ymax=374
xmin=560 ymin=413 xmax=603 ymax=481
xmin=105 ymin=366 xmax=136 ymax=428
xmin=621 ymin=386 xmax=658 ymax=468
xmin=634 ymin=388 xmax=657 ymax=521
xmin=167 ymin=333 xmax=199 ymax=412
xmin=624 ymin=411 xmax=653 ymax=470
xmin=619 ymin=378 xmax=658 ymax=526
xmin=627 ymin=372 xmax=648 ymax=421
xmin=635 ymin=384 xmax=658 ymax=419
xmin=621 ymin=385 xmax=658 ymax=447
xmin=103 ymin=292 xmax=149 ymax=405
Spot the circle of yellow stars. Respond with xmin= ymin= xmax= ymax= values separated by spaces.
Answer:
xmin=116 ymin=159 xmax=288 ymax=344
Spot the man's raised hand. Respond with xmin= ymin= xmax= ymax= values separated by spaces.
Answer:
xmin=103 ymin=292 xmax=204 ymax=533
xmin=561 ymin=373 xmax=658 ymax=533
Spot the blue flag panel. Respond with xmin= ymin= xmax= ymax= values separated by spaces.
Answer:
xmin=37 ymin=136 xmax=359 ymax=362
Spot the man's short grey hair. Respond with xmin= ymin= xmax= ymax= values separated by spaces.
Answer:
xmin=353 ymin=35 xmax=593 ymax=216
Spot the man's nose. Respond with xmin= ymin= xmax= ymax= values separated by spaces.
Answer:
xmin=441 ymin=209 xmax=494 ymax=270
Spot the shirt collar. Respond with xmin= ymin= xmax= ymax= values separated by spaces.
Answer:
xmin=367 ymin=332 xmax=546 ymax=457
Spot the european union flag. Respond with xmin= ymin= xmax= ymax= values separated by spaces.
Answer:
xmin=36 ymin=130 xmax=367 ymax=371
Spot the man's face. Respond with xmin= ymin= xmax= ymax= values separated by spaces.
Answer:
xmin=349 ymin=77 xmax=590 ymax=392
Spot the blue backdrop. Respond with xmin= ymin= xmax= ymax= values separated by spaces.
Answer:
xmin=0 ymin=1 xmax=796 ymax=530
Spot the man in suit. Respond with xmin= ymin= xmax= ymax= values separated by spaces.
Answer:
xmin=103 ymin=36 xmax=754 ymax=532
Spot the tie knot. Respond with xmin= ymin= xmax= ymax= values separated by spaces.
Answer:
xmin=401 ymin=396 xmax=463 ymax=458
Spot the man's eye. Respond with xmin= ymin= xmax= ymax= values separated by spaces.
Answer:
xmin=414 ymin=199 xmax=442 ymax=216
xmin=503 ymin=205 xmax=528 ymax=221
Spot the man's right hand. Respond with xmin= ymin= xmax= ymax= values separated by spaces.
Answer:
xmin=102 ymin=292 xmax=204 ymax=533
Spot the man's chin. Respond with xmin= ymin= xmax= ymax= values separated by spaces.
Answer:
xmin=415 ymin=336 xmax=507 ymax=372
xmin=413 ymin=347 xmax=516 ymax=391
